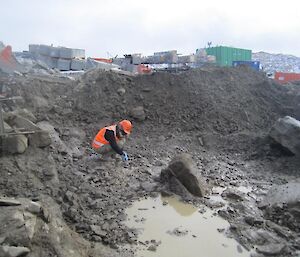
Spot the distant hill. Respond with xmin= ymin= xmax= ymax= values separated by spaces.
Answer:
xmin=253 ymin=52 xmax=300 ymax=74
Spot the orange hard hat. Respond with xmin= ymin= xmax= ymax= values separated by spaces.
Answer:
xmin=119 ymin=120 xmax=132 ymax=134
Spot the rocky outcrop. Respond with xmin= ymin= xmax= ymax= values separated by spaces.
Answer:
xmin=160 ymin=154 xmax=208 ymax=198
xmin=3 ymin=112 xmax=51 ymax=150
xmin=2 ymin=122 xmax=27 ymax=154
xmin=0 ymin=196 xmax=104 ymax=257
xmin=3 ymin=134 xmax=28 ymax=154
xmin=28 ymin=130 xmax=52 ymax=148
xmin=269 ymin=116 xmax=300 ymax=155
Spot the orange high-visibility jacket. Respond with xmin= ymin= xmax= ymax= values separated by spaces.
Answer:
xmin=92 ymin=125 xmax=119 ymax=149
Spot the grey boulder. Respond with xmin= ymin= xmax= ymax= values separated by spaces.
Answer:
xmin=269 ymin=116 xmax=300 ymax=155
xmin=3 ymin=135 xmax=28 ymax=154
xmin=161 ymin=154 xmax=208 ymax=197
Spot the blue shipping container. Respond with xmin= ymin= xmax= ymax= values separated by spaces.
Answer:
xmin=232 ymin=61 xmax=260 ymax=71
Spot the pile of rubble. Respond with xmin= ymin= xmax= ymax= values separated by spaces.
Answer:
xmin=1 ymin=109 xmax=51 ymax=153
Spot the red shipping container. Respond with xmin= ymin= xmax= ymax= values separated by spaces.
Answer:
xmin=274 ymin=72 xmax=300 ymax=84
xmin=92 ymin=58 xmax=112 ymax=63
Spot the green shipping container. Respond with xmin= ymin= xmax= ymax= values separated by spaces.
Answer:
xmin=205 ymin=46 xmax=252 ymax=67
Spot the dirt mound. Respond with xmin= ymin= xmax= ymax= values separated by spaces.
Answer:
xmin=2 ymin=67 xmax=292 ymax=140
xmin=73 ymin=67 xmax=291 ymax=138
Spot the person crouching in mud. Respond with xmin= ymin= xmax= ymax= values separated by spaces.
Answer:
xmin=92 ymin=120 xmax=132 ymax=162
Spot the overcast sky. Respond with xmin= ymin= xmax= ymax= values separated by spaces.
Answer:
xmin=1 ymin=0 xmax=300 ymax=57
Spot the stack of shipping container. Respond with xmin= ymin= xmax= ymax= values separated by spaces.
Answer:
xmin=205 ymin=46 xmax=252 ymax=67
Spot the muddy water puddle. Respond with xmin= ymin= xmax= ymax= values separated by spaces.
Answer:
xmin=125 ymin=196 xmax=250 ymax=257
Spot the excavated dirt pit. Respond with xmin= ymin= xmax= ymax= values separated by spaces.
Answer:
xmin=0 ymin=67 xmax=300 ymax=257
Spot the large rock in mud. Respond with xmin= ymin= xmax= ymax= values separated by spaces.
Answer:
xmin=269 ymin=116 xmax=300 ymax=155
xmin=28 ymin=131 xmax=51 ymax=148
xmin=160 ymin=154 xmax=207 ymax=197
xmin=2 ymin=122 xmax=27 ymax=153
xmin=5 ymin=115 xmax=51 ymax=148
xmin=38 ymin=122 xmax=66 ymax=149
xmin=3 ymin=134 xmax=28 ymax=154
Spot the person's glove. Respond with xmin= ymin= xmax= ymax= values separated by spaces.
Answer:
xmin=122 ymin=151 xmax=129 ymax=162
